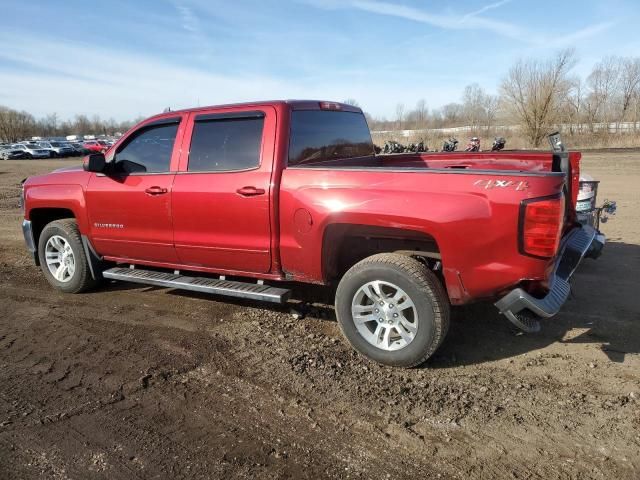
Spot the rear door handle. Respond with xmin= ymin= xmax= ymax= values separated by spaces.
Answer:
xmin=145 ymin=186 xmax=168 ymax=195
xmin=236 ymin=186 xmax=265 ymax=197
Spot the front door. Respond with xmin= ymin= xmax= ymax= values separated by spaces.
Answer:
xmin=171 ymin=108 xmax=276 ymax=273
xmin=85 ymin=118 xmax=183 ymax=263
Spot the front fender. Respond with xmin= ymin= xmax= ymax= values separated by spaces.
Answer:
xmin=24 ymin=184 xmax=89 ymax=234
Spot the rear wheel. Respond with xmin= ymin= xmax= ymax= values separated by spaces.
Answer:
xmin=335 ymin=253 xmax=449 ymax=367
xmin=38 ymin=219 xmax=97 ymax=293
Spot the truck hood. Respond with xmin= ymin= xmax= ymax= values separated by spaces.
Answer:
xmin=52 ymin=164 xmax=84 ymax=173
xmin=24 ymin=163 xmax=91 ymax=189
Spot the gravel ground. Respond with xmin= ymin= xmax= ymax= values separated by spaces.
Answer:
xmin=0 ymin=152 xmax=638 ymax=479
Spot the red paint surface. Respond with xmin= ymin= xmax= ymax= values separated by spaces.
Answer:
xmin=23 ymin=100 xmax=578 ymax=304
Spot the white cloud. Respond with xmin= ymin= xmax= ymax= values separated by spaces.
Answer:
xmin=461 ymin=0 xmax=512 ymax=22
xmin=303 ymin=0 xmax=613 ymax=48
xmin=172 ymin=1 xmax=200 ymax=34
xmin=0 ymin=30 xmax=458 ymax=120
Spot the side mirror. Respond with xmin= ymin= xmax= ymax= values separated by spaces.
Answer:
xmin=83 ymin=153 xmax=106 ymax=173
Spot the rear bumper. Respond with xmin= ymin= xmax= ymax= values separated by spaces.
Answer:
xmin=495 ymin=225 xmax=604 ymax=332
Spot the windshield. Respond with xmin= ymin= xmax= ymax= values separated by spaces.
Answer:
xmin=288 ymin=110 xmax=374 ymax=166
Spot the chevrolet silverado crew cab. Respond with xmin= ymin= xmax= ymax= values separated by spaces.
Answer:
xmin=21 ymin=100 xmax=605 ymax=367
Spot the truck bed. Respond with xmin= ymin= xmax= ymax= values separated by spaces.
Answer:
xmin=294 ymin=150 xmax=568 ymax=174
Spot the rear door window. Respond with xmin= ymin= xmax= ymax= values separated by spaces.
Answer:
xmin=187 ymin=113 xmax=264 ymax=172
xmin=289 ymin=110 xmax=374 ymax=166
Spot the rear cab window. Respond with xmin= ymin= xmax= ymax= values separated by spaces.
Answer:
xmin=288 ymin=110 xmax=375 ymax=166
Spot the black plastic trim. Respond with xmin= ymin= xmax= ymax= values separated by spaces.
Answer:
xmin=81 ymin=235 xmax=105 ymax=280
xmin=287 ymin=166 xmax=566 ymax=177
xmin=194 ymin=111 xmax=265 ymax=122
xmin=146 ymin=117 xmax=181 ymax=127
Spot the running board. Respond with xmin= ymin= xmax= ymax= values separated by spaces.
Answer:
xmin=102 ymin=267 xmax=291 ymax=304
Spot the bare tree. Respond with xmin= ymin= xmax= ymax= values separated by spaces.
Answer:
xmin=618 ymin=58 xmax=640 ymax=126
xmin=500 ymin=49 xmax=576 ymax=146
xmin=0 ymin=105 xmax=139 ymax=142
xmin=0 ymin=107 xmax=36 ymax=142
xmin=73 ymin=114 xmax=91 ymax=135
xmin=585 ymin=56 xmax=620 ymax=131
xmin=462 ymin=84 xmax=485 ymax=129
xmin=415 ymin=99 xmax=428 ymax=128
xmin=461 ymin=84 xmax=498 ymax=132
xmin=440 ymin=103 xmax=464 ymax=127
xmin=564 ymin=77 xmax=584 ymax=134
xmin=395 ymin=103 xmax=405 ymax=130
xmin=343 ymin=98 xmax=360 ymax=107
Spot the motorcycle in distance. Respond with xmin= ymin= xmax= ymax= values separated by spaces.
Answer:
xmin=465 ymin=137 xmax=481 ymax=152
xmin=442 ymin=137 xmax=459 ymax=152
xmin=381 ymin=140 xmax=428 ymax=154
xmin=492 ymin=137 xmax=506 ymax=151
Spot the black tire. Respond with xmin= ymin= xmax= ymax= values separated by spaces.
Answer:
xmin=335 ymin=253 xmax=449 ymax=368
xmin=37 ymin=219 xmax=98 ymax=293
xmin=25 ymin=153 xmax=33 ymax=159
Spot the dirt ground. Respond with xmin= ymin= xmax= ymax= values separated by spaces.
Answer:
xmin=0 ymin=152 xmax=638 ymax=480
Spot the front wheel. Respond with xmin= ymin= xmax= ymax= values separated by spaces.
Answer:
xmin=335 ymin=253 xmax=450 ymax=368
xmin=37 ymin=219 xmax=98 ymax=293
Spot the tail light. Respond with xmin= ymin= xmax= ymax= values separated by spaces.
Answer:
xmin=519 ymin=195 xmax=565 ymax=258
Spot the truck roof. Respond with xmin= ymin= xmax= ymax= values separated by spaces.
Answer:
xmin=145 ymin=100 xmax=363 ymax=122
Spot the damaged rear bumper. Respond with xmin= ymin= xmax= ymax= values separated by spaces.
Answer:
xmin=495 ymin=225 xmax=604 ymax=333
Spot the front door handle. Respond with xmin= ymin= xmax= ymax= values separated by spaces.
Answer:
xmin=145 ymin=186 xmax=168 ymax=195
xmin=236 ymin=186 xmax=265 ymax=197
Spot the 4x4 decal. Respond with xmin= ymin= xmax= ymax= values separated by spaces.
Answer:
xmin=474 ymin=179 xmax=530 ymax=191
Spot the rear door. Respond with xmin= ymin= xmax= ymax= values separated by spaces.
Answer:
xmin=171 ymin=107 xmax=276 ymax=273
xmin=85 ymin=117 xmax=185 ymax=263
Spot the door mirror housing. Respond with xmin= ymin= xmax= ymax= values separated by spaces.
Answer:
xmin=83 ymin=153 xmax=106 ymax=173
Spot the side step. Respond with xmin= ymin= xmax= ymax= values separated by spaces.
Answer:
xmin=102 ymin=267 xmax=291 ymax=304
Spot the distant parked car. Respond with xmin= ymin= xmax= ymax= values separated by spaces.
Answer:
xmin=11 ymin=143 xmax=50 ymax=159
xmin=37 ymin=141 xmax=77 ymax=158
xmin=58 ymin=142 xmax=83 ymax=157
xmin=83 ymin=140 xmax=107 ymax=153
xmin=0 ymin=147 xmax=28 ymax=160
xmin=97 ymin=139 xmax=113 ymax=150
xmin=70 ymin=142 xmax=92 ymax=155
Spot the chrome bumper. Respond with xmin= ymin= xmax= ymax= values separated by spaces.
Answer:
xmin=495 ymin=225 xmax=604 ymax=333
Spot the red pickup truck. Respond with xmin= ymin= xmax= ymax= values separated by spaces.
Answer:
xmin=21 ymin=100 xmax=605 ymax=367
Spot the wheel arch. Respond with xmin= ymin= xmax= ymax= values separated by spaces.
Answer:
xmin=29 ymin=207 xmax=77 ymax=251
xmin=321 ymin=223 xmax=442 ymax=284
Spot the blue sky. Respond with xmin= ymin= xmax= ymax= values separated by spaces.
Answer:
xmin=1 ymin=0 xmax=638 ymax=121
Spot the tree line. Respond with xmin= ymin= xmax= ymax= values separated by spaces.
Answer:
xmin=356 ymin=49 xmax=640 ymax=147
xmin=2 ymin=50 xmax=639 ymax=148
xmin=0 ymin=109 xmax=141 ymax=143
